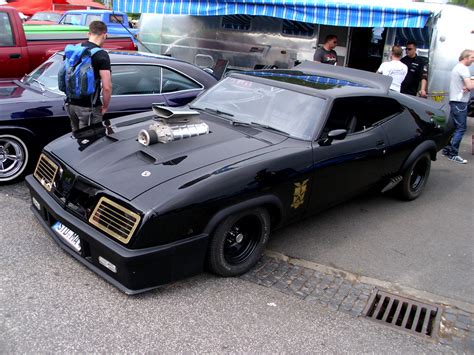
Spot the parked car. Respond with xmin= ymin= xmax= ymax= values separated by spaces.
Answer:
xmin=25 ymin=62 xmax=453 ymax=294
xmin=0 ymin=6 xmax=136 ymax=80
xmin=0 ymin=51 xmax=218 ymax=183
xmin=24 ymin=10 xmax=64 ymax=25
xmin=59 ymin=10 xmax=138 ymax=45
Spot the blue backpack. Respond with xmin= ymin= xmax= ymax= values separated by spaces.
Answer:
xmin=58 ymin=44 xmax=103 ymax=100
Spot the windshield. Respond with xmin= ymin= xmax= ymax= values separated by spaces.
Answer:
xmin=191 ymin=77 xmax=326 ymax=140
xmin=22 ymin=54 xmax=63 ymax=93
xmin=30 ymin=12 xmax=62 ymax=22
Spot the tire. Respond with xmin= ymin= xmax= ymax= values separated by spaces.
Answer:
xmin=0 ymin=134 xmax=31 ymax=184
xmin=207 ymin=207 xmax=271 ymax=277
xmin=397 ymin=152 xmax=431 ymax=201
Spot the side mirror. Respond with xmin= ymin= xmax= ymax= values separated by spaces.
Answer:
xmin=318 ymin=129 xmax=347 ymax=146
xmin=328 ymin=129 xmax=347 ymax=140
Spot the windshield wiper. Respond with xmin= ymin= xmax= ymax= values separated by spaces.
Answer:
xmin=249 ymin=122 xmax=289 ymax=135
xmin=201 ymin=107 xmax=234 ymax=117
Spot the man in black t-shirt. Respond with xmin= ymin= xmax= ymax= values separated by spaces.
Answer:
xmin=400 ymin=41 xmax=428 ymax=97
xmin=313 ymin=35 xmax=338 ymax=65
xmin=65 ymin=21 xmax=112 ymax=133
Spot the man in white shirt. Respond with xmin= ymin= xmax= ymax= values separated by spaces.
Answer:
xmin=376 ymin=46 xmax=408 ymax=92
xmin=442 ymin=49 xmax=474 ymax=164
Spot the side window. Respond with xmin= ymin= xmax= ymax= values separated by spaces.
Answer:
xmin=161 ymin=68 xmax=202 ymax=93
xmin=323 ymin=97 xmax=403 ymax=136
xmin=85 ymin=15 xmax=102 ymax=26
xmin=111 ymin=65 xmax=162 ymax=95
xmin=62 ymin=14 xmax=82 ymax=25
xmin=282 ymin=20 xmax=315 ymax=37
xmin=221 ymin=15 xmax=253 ymax=31
xmin=109 ymin=14 xmax=124 ymax=24
xmin=0 ymin=13 xmax=14 ymax=46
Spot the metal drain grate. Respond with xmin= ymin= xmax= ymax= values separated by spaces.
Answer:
xmin=363 ymin=289 xmax=441 ymax=338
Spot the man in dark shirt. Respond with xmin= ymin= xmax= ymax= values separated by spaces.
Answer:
xmin=313 ymin=35 xmax=338 ymax=65
xmin=400 ymin=41 xmax=428 ymax=97
xmin=66 ymin=21 xmax=112 ymax=132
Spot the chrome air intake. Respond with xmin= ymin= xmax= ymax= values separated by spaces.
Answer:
xmin=138 ymin=105 xmax=209 ymax=146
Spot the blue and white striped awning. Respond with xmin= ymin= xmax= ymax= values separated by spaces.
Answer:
xmin=114 ymin=0 xmax=432 ymax=28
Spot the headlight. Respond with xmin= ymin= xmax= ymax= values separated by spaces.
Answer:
xmin=89 ymin=196 xmax=141 ymax=244
xmin=34 ymin=153 xmax=59 ymax=192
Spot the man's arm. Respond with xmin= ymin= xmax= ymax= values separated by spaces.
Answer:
xmin=100 ymin=69 xmax=112 ymax=115
xmin=419 ymin=78 xmax=428 ymax=97
xmin=463 ymin=77 xmax=473 ymax=91
xmin=419 ymin=59 xmax=428 ymax=97
xmin=313 ymin=48 xmax=323 ymax=62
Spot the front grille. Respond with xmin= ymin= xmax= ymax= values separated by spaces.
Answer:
xmin=34 ymin=154 xmax=59 ymax=192
xmin=89 ymin=197 xmax=140 ymax=244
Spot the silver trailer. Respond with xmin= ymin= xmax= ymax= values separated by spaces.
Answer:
xmin=137 ymin=14 xmax=351 ymax=72
xmin=138 ymin=5 xmax=473 ymax=99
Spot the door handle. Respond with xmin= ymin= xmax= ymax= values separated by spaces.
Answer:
xmin=10 ymin=53 xmax=21 ymax=59
xmin=376 ymin=140 xmax=385 ymax=147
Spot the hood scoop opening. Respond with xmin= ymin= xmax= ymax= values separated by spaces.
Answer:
xmin=163 ymin=156 xmax=187 ymax=165
xmin=138 ymin=105 xmax=209 ymax=146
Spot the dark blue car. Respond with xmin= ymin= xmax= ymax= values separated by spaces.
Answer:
xmin=0 ymin=51 xmax=217 ymax=183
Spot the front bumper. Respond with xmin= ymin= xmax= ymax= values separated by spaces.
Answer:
xmin=25 ymin=175 xmax=209 ymax=294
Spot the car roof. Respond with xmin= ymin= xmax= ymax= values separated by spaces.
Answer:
xmin=235 ymin=61 xmax=392 ymax=98
xmin=107 ymin=51 xmax=199 ymax=66
xmin=63 ymin=10 xmax=125 ymax=15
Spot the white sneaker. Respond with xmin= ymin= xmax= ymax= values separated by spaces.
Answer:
xmin=448 ymin=155 xmax=468 ymax=164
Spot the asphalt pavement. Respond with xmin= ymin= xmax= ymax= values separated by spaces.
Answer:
xmin=269 ymin=117 xmax=474 ymax=303
xmin=0 ymin=192 xmax=449 ymax=352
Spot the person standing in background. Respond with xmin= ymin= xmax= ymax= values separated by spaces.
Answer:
xmin=442 ymin=49 xmax=474 ymax=164
xmin=314 ymin=35 xmax=338 ymax=65
xmin=401 ymin=41 xmax=429 ymax=97
xmin=376 ymin=46 xmax=408 ymax=92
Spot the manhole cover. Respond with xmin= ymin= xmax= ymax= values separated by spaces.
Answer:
xmin=363 ymin=289 xmax=441 ymax=338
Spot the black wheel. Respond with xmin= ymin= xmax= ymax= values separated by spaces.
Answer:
xmin=207 ymin=208 xmax=270 ymax=277
xmin=397 ymin=152 xmax=431 ymax=201
xmin=0 ymin=134 xmax=31 ymax=184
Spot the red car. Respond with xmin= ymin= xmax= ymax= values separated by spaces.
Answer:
xmin=0 ymin=6 xmax=135 ymax=80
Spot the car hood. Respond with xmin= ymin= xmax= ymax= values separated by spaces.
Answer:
xmin=48 ymin=113 xmax=286 ymax=200
xmin=0 ymin=81 xmax=54 ymax=103
xmin=0 ymin=82 xmax=63 ymax=122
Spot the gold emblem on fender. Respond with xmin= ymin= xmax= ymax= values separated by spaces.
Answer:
xmin=291 ymin=179 xmax=309 ymax=209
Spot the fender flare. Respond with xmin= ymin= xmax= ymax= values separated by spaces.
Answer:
xmin=203 ymin=195 xmax=284 ymax=236
xmin=0 ymin=126 xmax=36 ymax=138
xmin=401 ymin=140 xmax=437 ymax=173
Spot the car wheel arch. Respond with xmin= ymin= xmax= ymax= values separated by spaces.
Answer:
xmin=0 ymin=126 xmax=37 ymax=139
xmin=400 ymin=140 xmax=437 ymax=174
xmin=203 ymin=195 xmax=284 ymax=237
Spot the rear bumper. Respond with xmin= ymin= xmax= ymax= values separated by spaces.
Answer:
xmin=25 ymin=175 xmax=209 ymax=294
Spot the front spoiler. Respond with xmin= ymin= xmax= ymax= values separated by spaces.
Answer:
xmin=25 ymin=175 xmax=209 ymax=294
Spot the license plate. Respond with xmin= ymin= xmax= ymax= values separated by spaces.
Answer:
xmin=52 ymin=221 xmax=81 ymax=253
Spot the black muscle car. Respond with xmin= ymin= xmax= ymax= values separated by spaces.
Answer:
xmin=25 ymin=61 xmax=453 ymax=294
xmin=0 ymin=51 xmax=217 ymax=183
